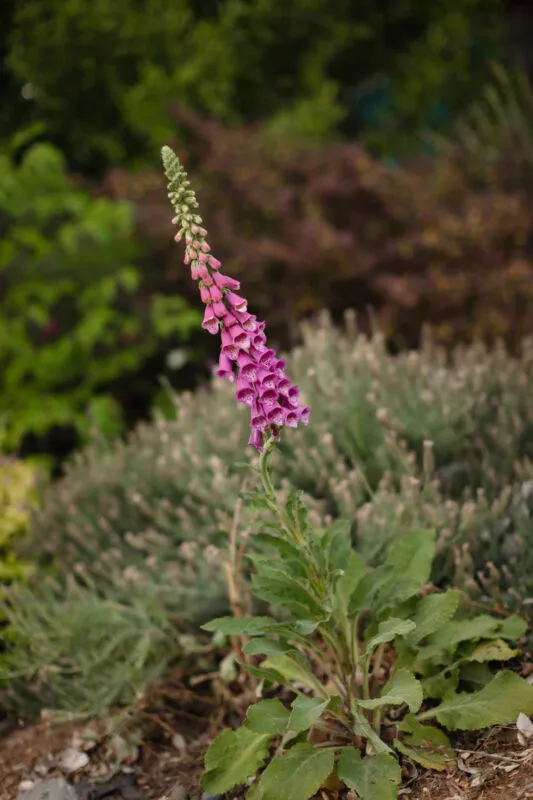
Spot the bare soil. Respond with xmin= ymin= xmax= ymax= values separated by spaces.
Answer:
xmin=2 ymin=669 xmax=533 ymax=800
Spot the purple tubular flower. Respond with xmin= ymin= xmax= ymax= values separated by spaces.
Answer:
xmin=248 ymin=429 xmax=264 ymax=450
xmin=260 ymin=388 xmax=278 ymax=409
xmin=215 ymin=352 xmax=235 ymax=382
xmin=225 ymin=292 xmax=247 ymax=312
xmin=221 ymin=328 xmax=239 ymax=359
xmin=202 ymin=305 xmax=219 ymax=334
xmin=213 ymin=272 xmax=240 ymax=291
xmin=267 ymin=406 xmax=284 ymax=426
xmin=299 ymin=405 xmax=310 ymax=425
xmin=284 ymin=409 xmax=299 ymax=427
xmin=231 ymin=310 xmax=257 ymax=331
xmin=257 ymin=368 xmax=277 ymax=389
xmin=236 ymin=375 xmax=255 ymax=406
xmin=162 ymin=144 xmax=310 ymax=450
xmin=237 ymin=351 xmax=258 ymax=381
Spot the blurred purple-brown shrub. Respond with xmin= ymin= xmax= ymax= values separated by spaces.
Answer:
xmin=103 ymin=108 xmax=533 ymax=352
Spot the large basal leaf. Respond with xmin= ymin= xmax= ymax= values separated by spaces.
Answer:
xmin=201 ymin=726 xmax=271 ymax=794
xmin=246 ymin=699 xmax=291 ymax=734
xmin=421 ymin=667 xmax=459 ymax=700
xmin=420 ymin=671 xmax=533 ymax=730
xmin=406 ymin=591 xmax=461 ymax=646
xmin=287 ymin=696 xmax=328 ymax=732
xmin=376 ymin=530 xmax=436 ymax=609
xmin=395 ymin=715 xmax=455 ymax=771
xmin=498 ymin=616 xmax=528 ymax=641
xmin=357 ymin=669 xmax=423 ymax=713
xmin=338 ymin=749 xmax=401 ymax=800
xmin=426 ymin=615 xmax=501 ymax=651
xmin=365 ymin=618 xmax=416 ymax=657
xmin=255 ymin=743 xmax=335 ymax=800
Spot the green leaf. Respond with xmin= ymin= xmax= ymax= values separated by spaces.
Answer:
xmin=262 ymin=654 xmax=326 ymax=695
xmin=244 ymin=638 xmax=291 ymax=657
xmin=465 ymin=639 xmax=520 ymax=663
xmin=324 ymin=520 xmax=353 ymax=573
xmin=201 ymin=726 xmax=271 ymax=794
xmin=422 ymin=668 xmax=459 ymax=700
xmin=377 ymin=530 xmax=436 ymax=608
xmin=352 ymin=712 xmax=393 ymax=755
xmin=498 ymin=616 xmax=528 ymax=641
xmin=406 ymin=591 xmax=461 ymax=646
xmin=256 ymin=743 xmax=334 ymax=800
xmin=420 ymin=671 xmax=533 ymax=730
xmin=357 ymin=669 xmax=423 ymax=713
xmin=252 ymin=569 xmax=325 ymax=619
xmin=253 ymin=532 xmax=306 ymax=561
xmin=365 ymin=618 xmax=416 ymax=657
xmin=348 ymin=565 xmax=393 ymax=615
xmin=202 ymin=616 xmax=284 ymax=636
xmin=395 ymin=715 xmax=455 ymax=771
xmin=287 ymin=696 xmax=328 ymax=732
xmin=338 ymin=749 xmax=401 ymax=800
xmin=246 ymin=699 xmax=290 ymax=734
xmin=427 ymin=615 xmax=500 ymax=650
xmin=334 ymin=550 xmax=366 ymax=622
xmin=459 ymin=661 xmax=493 ymax=690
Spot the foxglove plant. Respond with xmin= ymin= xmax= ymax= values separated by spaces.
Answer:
xmin=162 ymin=147 xmax=533 ymax=800
xmin=161 ymin=146 xmax=309 ymax=452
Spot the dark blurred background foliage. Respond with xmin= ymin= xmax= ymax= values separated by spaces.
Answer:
xmin=1 ymin=0 xmax=533 ymax=464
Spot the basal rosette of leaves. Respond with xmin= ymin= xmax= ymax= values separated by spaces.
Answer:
xmin=201 ymin=450 xmax=532 ymax=800
xmin=0 ymin=140 xmax=200 ymax=452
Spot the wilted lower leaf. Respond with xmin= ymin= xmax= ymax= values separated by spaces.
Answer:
xmin=246 ymin=699 xmax=290 ymax=734
xmin=517 ymin=712 xmax=533 ymax=746
xmin=202 ymin=726 xmax=271 ymax=794
xmin=257 ymin=743 xmax=335 ymax=800
xmin=420 ymin=671 xmax=533 ymax=730
xmin=357 ymin=669 xmax=423 ymax=713
xmin=395 ymin=715 xmax=455 ymax=771
xmin=466 ymin=639 xmax=520 ymax=663
xmin=287 ymin=696 xmax=328 ymax=732
xmin=338 ymin=748 xmax=401 ymax=800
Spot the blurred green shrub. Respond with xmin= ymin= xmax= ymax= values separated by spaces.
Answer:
xmin=4 ymin=314 xmax=533 ymax=718
xmin=432 ymin=62 xmax=533 ymax=191
xmin=0 ymin=443 xmax=38 ymax=586
xmin=0 ymin=141 xmax=200 ymax=451
xmin=5 ymin=0 xmax=504 ymax=168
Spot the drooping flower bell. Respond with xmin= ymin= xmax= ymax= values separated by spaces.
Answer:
xmin=162 ymin=145 xmax=309 ymax=451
